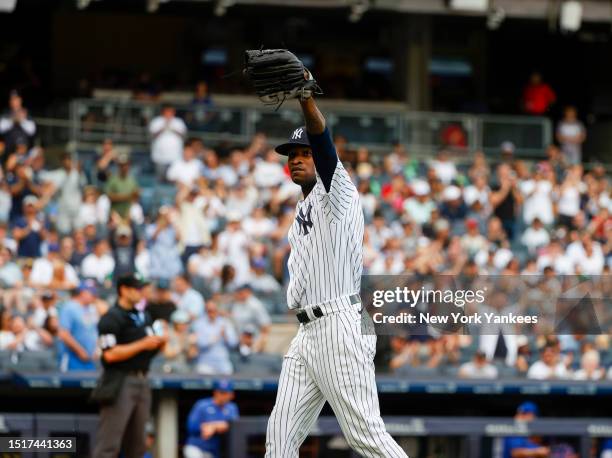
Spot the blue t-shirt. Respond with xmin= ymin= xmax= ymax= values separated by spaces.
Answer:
xmin=58 ymin=300 xmax=98 ymax=371
xmin=503 ymin=437 xmax=542 ymax=458
xmin=185 ymin=398 xmax=239 ymax=457
xmin=15 ymin=217 xmax=43 ymax=258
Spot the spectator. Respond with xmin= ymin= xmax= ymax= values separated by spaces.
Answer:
xmin=76 ymin=186 xmax=110 ymax=230
xmin=176 ymin=187 xmax=211 ymax=266
xmin=184 ymin=379 xmax=239 ymax=458
xmin=30 ymin=245 xmax=79 ymax=290
xmin=149 ymin=104 xmax=187 ymax=179
xmin=95 ymin=138 xmax=117 ymax=184
xmin=0 ymin=245 xmax=22 ymax=288
xmin=502 ymin=402 xmax=550 ymax=458
xmin=231 ymin=325 xmax=283 ymax=375
xmin=227 ymin=284 xmax=271 ymax=351
xmin=7 ymin=163 xmax=42 ymax=224
xmin=217 ymin=212 xmax=251 ymax=285
xmin=146 ymin=279 xmax=177 ymax=323
xmin=166 ymin=141 xmax=203 ymax=188
xmin=522 ymin=72 xmax=556 ymax=115
xmin=0 ymin=314 xmax=48 ymax=352
xmin=104 ymin=154 xmax=140 ymax=219
xmin=573 ymin=349 xmax=604 ymax=381
xmin=404 ymin=180 xmax=435 ymax=226
xmin=556 ymin=106 xmax=586 ymax=165
xmin=81 ymin=239 xmax=115 ymax=285
xmin=521 ymin=218 xmax=550 ymax=255
xmin=192 ymin=300 xmax=237 ymax=375
xmin=490 ymin=163 xmax=522 ymax=240
xmin=30 ymin=290 xmax=58 ymax=328
xmin=0 ymin=90 xmax=36 ymax=153
xmin=43 ymin=154 xmax=86 ymax=234
xmin=458 ymin=350 xmax=498 ymax=379
xmin=57 ymin=281 xmax=100 ymax=371
xmin=557 ymin=165 xmax=583 ymax=228
xmin=173 ymin=274 xmax=205 ymax=320
xmin=110 ymin=223 xmax=138 ymax=278
xmin=162 ymin=309 xmax=197 ymax=373
xmin=146 ymin=206 xmax=183 ymax=281
xmin=460 ymin=218 xmax=488 ymax=257
xmin=527 ymin=344 xmax=570 ymax=380
xmin=429 ymin=150 xmax=457 ymax=185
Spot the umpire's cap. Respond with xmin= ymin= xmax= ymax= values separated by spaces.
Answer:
xmin=275 ymin=126 xmax=310 ymax=156
xmin=116 ymin=274 xmax=148 ymax=293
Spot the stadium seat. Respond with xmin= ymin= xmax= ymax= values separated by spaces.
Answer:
xmin=9 ymin=351 xmax=58 ymax=372
xmin=0 ymin=351 xmax=14 ymax=371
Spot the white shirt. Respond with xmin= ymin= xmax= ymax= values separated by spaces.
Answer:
xmin=566 ymin=241 xmax=605 ymax=275
xmin=81 ymin=253 xmax=115 ymax=283
xmin=527 ymin=361 xmax=570 ymax=380
xmin=557 ymin=185 xmax=581 ymax=217
xmin=463 ymin=185 xmax=490 ymax=207
xmin=253 ymin=160 xmax=287 ymax=188
xmin=430 ymin=160 xmax=457 ymax=185
xmin=521 ymin=227 xmax=550 ymax=253
xmin=149 ymin=116 xmax=187 ymax=165
xmin=521 ymin=179 xmax=554 ymax=225
xmin=287 ymin=161 xmax=363 ymax=309
xmin=217 ymin=229 xmax=251 ymax=285
xmin=166 ymin=158 xmax=202 ymax=187
xmin=242 ymin=216 xmax=276 ymax=239
xmin=30 ymin=258 xmax=79 ymax=287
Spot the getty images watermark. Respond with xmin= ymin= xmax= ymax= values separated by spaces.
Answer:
xmin=359 ymin=275 xmax=610 ymax=336
xmin=371 ymin=286 xmax=539 ymax=326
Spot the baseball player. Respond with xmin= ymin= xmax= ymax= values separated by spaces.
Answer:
xmin=244 ymin=49 xmax=408 ymax=458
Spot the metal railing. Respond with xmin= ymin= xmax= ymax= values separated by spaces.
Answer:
xmin=68 ymin=98 xmax=553 ymax=158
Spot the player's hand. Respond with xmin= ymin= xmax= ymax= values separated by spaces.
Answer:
xmin=201 ymin=423 xmax=216 ymax=440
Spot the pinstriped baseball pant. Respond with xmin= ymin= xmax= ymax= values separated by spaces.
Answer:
xmin=265 ymin=299 xmax=408 ymax=458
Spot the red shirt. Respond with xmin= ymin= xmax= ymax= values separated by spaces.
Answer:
xmin=523 ymin=83 xmax=556 ymax=115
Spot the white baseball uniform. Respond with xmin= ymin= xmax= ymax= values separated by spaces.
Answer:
xmin=265 ymin=128 xmax=408 ymax=458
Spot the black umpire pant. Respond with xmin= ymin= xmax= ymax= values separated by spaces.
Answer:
xmin=93 ymin=374 xmax=151 ymax=458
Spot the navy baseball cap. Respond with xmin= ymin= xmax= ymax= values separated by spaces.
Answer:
xmin=275 ymin=126 xmax=310 ymax=156
xmin=213 ymin=379 xmax=234 ymax=392
xmin=78 ymin=279 xmax=98 ymax=296
xmin=517 ymin=402 xmax=539 ymax=416
xmin=116 ymin=274 xmax=147 ymax=292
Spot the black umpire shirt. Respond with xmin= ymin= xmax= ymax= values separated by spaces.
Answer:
xmin=98 ymin=304 xmax=158 ymax=372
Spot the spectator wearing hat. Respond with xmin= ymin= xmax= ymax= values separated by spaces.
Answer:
xmin=502 ymin=402 xmax=550 ymax=458
xmin=440 ymin=185 xmax=468 ymax=233
xmin=193 ymin=300 xmax=237 ymax=375
xmin=227 ymin=284 xmax=271 ymax=352
xmin=404 ymin=180 xmax=435 ymax=226
xmin=104 ymin=154 xmax=140 ymax=219
xmin=173 ymin=274 xmax=205 ymax=320
xmin=110 ymin=222 xmax=139 ymax=278
xmin=149 ymin=104 xmax=187 ymax=180
xmin=0 ymin=90 xmax=36 ymax=153
xmin=57 ymin=280 xmax=100 ymax=371
xmin=162 ymin=309 xmax=197 ymax=373
xmin=460 ymin=218 xmax=488 ymax=258
xmin=184 ymin=379 xmax=239 ymax=458
xmin=81 ymin=239 xmax=115 ymax=285
xmin=231 ymin=324 xmax=283 ymax=375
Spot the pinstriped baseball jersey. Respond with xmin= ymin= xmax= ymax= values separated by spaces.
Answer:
xmin=286 ymin=160 xmax=364 ymax=309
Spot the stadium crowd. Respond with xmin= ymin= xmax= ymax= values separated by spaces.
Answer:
xmin=0 ymin=90 xmax=610 ymax=381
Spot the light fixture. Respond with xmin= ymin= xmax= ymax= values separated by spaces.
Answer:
xmin=487 ymin=6 xmax=505 ymax=29
xmin=560 ymin=0 xmax=582 ymax=32
xmin=349 ymin=0 xmax=370 ymax=23
xmin=0 ymin=0 xmax=17 ymax=12
xmin=76 ymin=0 xmax=91 ymax=9
xmin=449 ymin=0 xmax=489 ymax=12
xmin=214 ymin=0 xmax=235 ymax=17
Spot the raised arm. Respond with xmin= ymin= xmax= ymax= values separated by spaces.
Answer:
xmin=299 ymin=98 xmax=338 ymax=193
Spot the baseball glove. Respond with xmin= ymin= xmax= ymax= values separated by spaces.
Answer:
xmin=244 ymin=49 xmax=322 ymax=108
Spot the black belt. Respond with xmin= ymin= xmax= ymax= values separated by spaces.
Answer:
xmin=127 ymin=370 xmax=148 ymax=377
xmin=296 ymin=294 xmax=360 ymax=324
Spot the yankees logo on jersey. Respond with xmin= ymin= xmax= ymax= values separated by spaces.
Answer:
xmin=295 ymin=203 xmax=313 ymax=235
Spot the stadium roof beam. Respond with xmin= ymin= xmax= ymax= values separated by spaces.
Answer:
xmin=191 ymin=0 xmax=612 ymax=23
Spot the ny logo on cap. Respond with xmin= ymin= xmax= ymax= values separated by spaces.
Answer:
xmin=291 ymin=127 xmax=304 ymax=140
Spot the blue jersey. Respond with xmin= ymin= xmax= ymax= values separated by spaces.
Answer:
xmin=185 ymin=398 xmax=239 ymax=457
xmin=503 ymin=437 xmax=542 ymax=458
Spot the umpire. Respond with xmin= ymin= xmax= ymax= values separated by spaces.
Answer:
xmin=92 ymin=274 xmax=167 ymax=458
